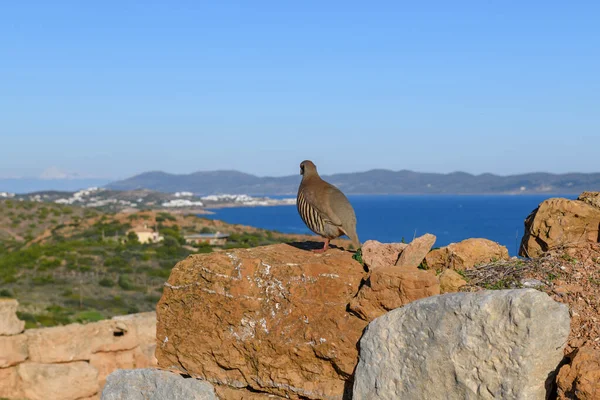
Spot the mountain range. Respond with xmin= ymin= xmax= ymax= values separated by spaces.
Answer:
xmin=104 ymin=169 xmax=600 ymax=195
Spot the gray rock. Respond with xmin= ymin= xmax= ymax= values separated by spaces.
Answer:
xmin=101 ymin=368 xmax=217 ymax=400
xmin=353 ymin=289 xmax=570 ymax=400
xmin=521 ymin=278 xmax=545 ymax=288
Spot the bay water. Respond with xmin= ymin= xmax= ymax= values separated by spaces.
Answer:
xmin=205 ymin=194 xmax=576 ymax=256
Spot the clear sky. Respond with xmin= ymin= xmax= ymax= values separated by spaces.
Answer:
xmin=1 ymin=1 xmax=599 ymax=179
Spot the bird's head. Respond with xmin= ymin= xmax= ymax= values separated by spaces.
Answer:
xmin=300 ymin=160 xmax=318 ymax=177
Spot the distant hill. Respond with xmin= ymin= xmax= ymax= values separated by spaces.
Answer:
xmin=105 ymin=169 xmax=600 ymax=195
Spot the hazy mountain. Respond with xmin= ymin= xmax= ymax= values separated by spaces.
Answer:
xmin=105 ymin=169 xmax=600 ymax=195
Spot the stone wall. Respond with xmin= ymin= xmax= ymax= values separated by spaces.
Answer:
xmin=0 ymin=299 xmax=156 ymax=400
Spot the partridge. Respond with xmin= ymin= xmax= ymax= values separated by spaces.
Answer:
xmin=297 ymin=160 xmax=360 ymax=252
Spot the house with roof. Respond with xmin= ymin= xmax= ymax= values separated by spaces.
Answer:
xmin=128 ymin=224 xmax=163 ymax=244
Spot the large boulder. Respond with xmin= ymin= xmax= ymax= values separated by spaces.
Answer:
xmin=557 ymin=347 xmax=600 ymax=400
xmin=425 ymin=238 xmax=509 ymax=270
xmin=360 ymin=240 xmax=407 ymax=269
xmin=348 ymin=266 xmax=440 ymax=321
xmin=156 ymin=244 xmax=367 ymax=399
xmin=353 ymin=289 xmax=570 ymax=400
xmin=0 ymin=298 xmax=25 ymax=335
xmin=101 ymin=368 xmax=217 ymax=400
xmin=520 ymin=196 xmax=600 ymax=258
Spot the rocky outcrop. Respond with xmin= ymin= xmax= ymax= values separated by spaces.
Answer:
xmin=578 ymin=191 xmax=600 ymax=210
xmin=0 ymin=304 xmax=157 ymax=400
xmin=557 ymin=347 xmax=600 ymax=400
xmin=353 ymin=289 xmax=570 ymax=400
xmin=0 ymin=299 xmax=24 ymax=335
xmin=101 ymin=368 xmax=217 ymax=400
xmin=520 ymin=195 xmax=600 ymax=258
xmin=348 ymin=266 xmax=440 ymax=321
xmin=156 ymin=243 xmax=367 ymax=399
xmin=394 ymin=233 xmax=436 ymax=268
xmin=360 ymin=240 xmax=406 ymax=269
xmin=425 ymin=238 xmax=509 ymax=270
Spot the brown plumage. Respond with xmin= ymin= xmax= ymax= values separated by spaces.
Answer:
xmin=297 ymin=160 xmax=360 ymax=252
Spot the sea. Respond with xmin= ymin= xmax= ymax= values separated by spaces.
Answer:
xmin=204 ymin=194 xmax=577 ymax=256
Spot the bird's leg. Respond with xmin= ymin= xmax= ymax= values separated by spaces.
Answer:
xmin=313 ymin=238 xmax=329 ymax=253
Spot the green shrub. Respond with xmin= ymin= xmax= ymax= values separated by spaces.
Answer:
xmin=99 ymin=277 xmax=115 ymax=287
xmin=118 ymin=274 xmax=135 ymax=290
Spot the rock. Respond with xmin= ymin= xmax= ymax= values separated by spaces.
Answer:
xmin=578 ymin=191 xmax=600 ymax=210
xmin=91 ymin=347 xmax=154 ymax=387
xmin=360 ymin=240 xmax=407 ymax=269
xmin=438 ymin=269 xmax=466 ymax=293
xmin=27 ymin=318 xmax=139 ymax=363
xmin=423 ymin=247 xmax=446 ymax=269
xmin=395 ymin=233 xmax=436 ymax=268
xmin=0 ymin=333 xmax=28 ymax=367
xmin=520 ymin=197 xmax=600 ymax=258
xmin=353 ymin=289 xmax=570 ymax=400
xmin=557 ymin=347 xmax=600 ymax=400
xmin=101 ymin=368 xmax=217 ymax=400
xmin=348 ymin=266 xmax=440 ymax=321
xmin=112 ymin=311 xmax=156 ymax=345
xmin=0 ymin=298 xmax=25 ymax=335
xmin=521 ymin=278 xmax=545 ymax=289
xmin=18 ymin=361 xmax=99 ymax=400
xmin=112 ymin=312 xmax=158 ymax=366
xmin=425 ymin=238 xmax=509 ymax=270
xmin=0 ymin=366 xmax=23 ymax=399
xmin=156 ymin=244 xmax=367 ymax=399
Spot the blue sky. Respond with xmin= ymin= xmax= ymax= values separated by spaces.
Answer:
xmin=1 ymin=1 xmax=598 ymax=179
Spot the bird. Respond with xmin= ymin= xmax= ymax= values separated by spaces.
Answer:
xmin=296 ymin=160 xmax=360 ymax=252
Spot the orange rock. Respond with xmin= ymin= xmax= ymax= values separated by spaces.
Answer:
xmin=520 ymin=197 xmax=600 ymax=258
xmin=0 ymin=333 xmax=27 ymax=367
xmin=361 ymin=240 xmax=407 ymax=269
xmin=18 ymin=361 xmax=99 ymax=400
xmin=26 ymin=319 xmax=139 ymax=363
xmin=557 ymin=347 xmax=600 ymax=400
xmin=395 ymin=233 xmax=436 ymax=268
xmin=348 ymin=266 xmax=440 ymax=321
xmin=0 ymin=366 xmax=23 ymax=399
xmin=424 ymin=248 xmax=447 ymax=270
xmin=0 ymin=298 xmax=25 ymax=336
xmin=439 ymin=269 xmax=467 ymax=293
xmin=156 ymin=244 xmax=367 ymax=399
xmin=426 ymin=238 xmax=509 ymax=271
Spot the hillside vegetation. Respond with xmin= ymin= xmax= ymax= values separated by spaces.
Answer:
xmin=0 ymin=200 xmax=298 ymax=328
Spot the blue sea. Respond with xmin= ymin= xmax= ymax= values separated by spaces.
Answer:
xmin=204 ymin=195 xmax=577 ymax=255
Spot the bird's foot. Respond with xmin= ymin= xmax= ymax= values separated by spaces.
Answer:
xmin=312 ymin=239 xmax=329 ymax=253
